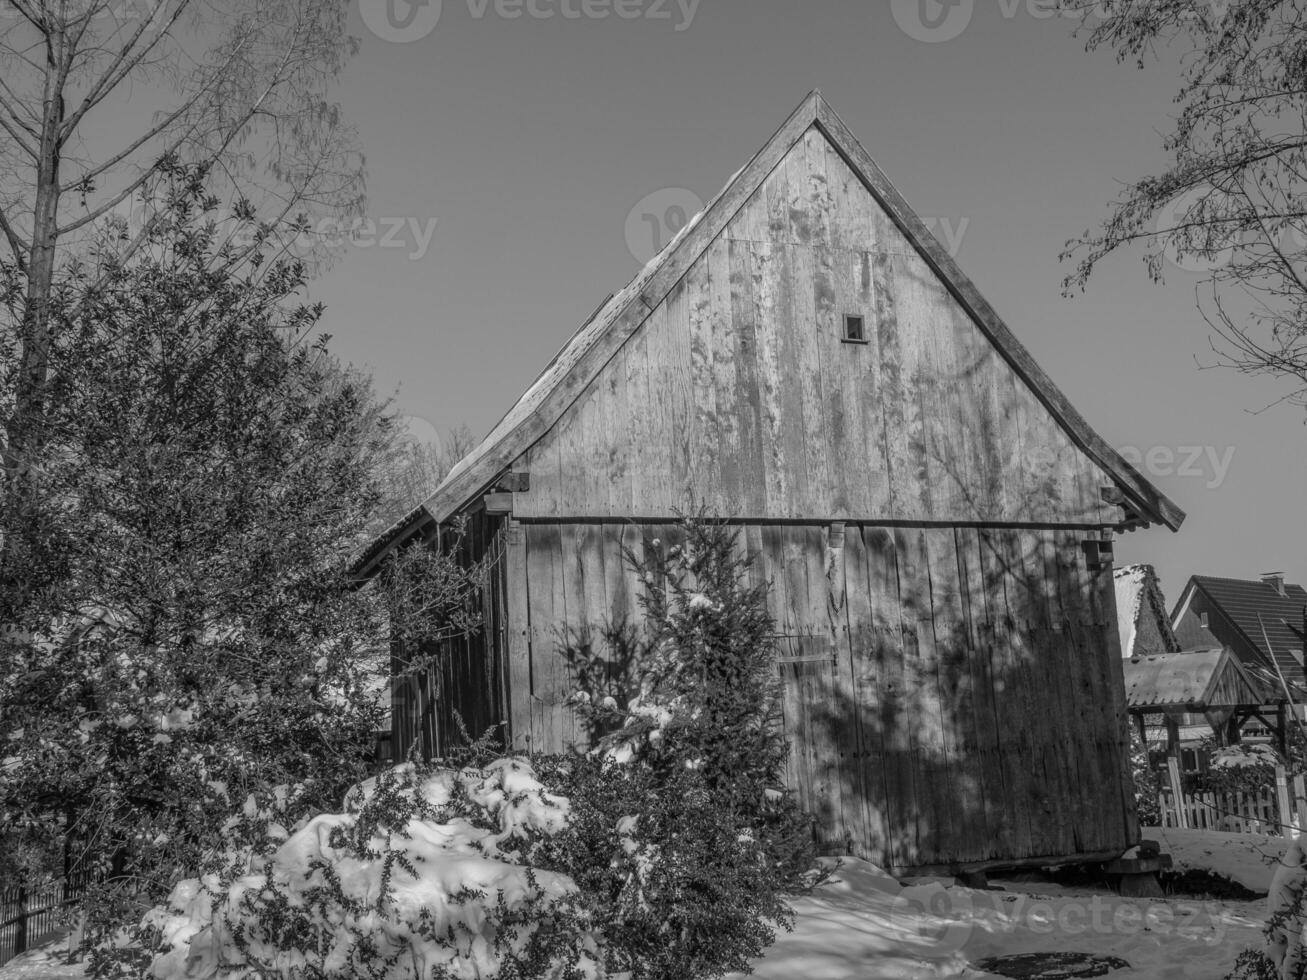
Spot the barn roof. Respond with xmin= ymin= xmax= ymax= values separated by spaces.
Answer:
xmin=1174 ymin=575 xmax=1307 ymax=686
xmin=354 ymin=91 xmax=1185 ymax=578
xmin=1122 ymin=648 xmax=1278 ymax=711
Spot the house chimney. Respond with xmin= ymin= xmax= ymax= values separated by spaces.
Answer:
xmin=1262 ymin=571 xmax=1287 ymax=597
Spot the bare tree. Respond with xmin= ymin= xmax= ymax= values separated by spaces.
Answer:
xmin=372 ymin=423 xmax=478 ymax=535
xmin=0 ymin=0 xmax=365 ymax=617
xmin=1061 ymin=0 xmax=1307 ymax=410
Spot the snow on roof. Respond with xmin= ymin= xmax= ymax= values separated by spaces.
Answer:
xmin=1113 ymin=564 xmax=1180 ymax=658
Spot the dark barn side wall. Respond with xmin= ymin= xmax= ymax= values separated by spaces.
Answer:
xmin=504 ymin=518 xmax=1135 ymax=874
xmin=390 ymin=510 xmax=509 ymax=763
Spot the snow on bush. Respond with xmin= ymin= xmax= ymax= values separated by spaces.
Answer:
xmin=138 ymin=759 xmax=601 ymax=980
xmin=1213 ymin=744 xmax=1281 ymax=770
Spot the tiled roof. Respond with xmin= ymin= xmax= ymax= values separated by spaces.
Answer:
xmin=1189 ymin=575 xmax=1307 ymax=684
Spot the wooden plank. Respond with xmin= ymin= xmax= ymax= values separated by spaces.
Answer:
xmin=1067 ymin=529 xmax=1136 ymax=849
xmin=729 ymin=239 xmax=767 ymax=511
xmin=823 ymin=131 xmax=872 ymax=252
xmin=813 ymin=244 xmax=849 ymax=515
xmin=925 ymin=527 xmax=985 ymax=863
xmin=750 ymin=242 xmax=792 ymax=515
xmin=503 ymin=522 xmax=533 ymax=753
xmin=842 ymin=525 xmax=893 ymax=868
xmin=624 ymin=309 xmax=654 ymax=515
xmin=703 ymin=237 xmax=742 ymax=507
xmin=775 ymin=244 xmax=810 ymax=513
xmin=874 ymin=250 xmax=913 ymax=519
xmin=852 ymin=249 xmax=890 ymax=512
xmin=601 ymin=337 xmax=630 ymax=517
xmin=951 ymin=301 xmax=1001 ymax=520
xmin=731 ymin=151 xmax=773 ymax=245
xmin=974 ymin=528 xmax=1033 ymax=859
xmin=665 ymin=279 xmax=698 ymax=508
xmin=803 ymin=128 xmax=834 ymax=249
xmin=786 ymin=132 xmax=814 ymax=247
xmin=892 ymin=252 xmax=955 ymax=520
xmin=512 ymin=424 xmax=564 ymax=521
xmin=685 ymin=258 xmax=721 ymax=512
xmin=890 ymin=255 xmax=934 ymax=521
xmin=790 ymin=245 xmax=833 ymax=511
xmin=798 ymin=524 xmax=847 ymax=851
xmin=641 ymin=288 xmax=677 ymax=514
xmin=528 ymin=522 xmax=569 ymax=753
xmin=953 ymin=527 xmax=1006 ymax=860
xmin=865 ymin=526 xmax=918 ymax=869
xmin=765 ymin=149 xmax=794 ymax=245
xmin=1032 ymin=529 xmax=1089 ymax=854
xmin=894 ymin=526 xmax=949 ymax=865
xmin=997 ymin=528 xmax=1063 ymax=859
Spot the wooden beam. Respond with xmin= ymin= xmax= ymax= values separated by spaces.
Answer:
xmin=483 ymin=493 xmax=514 ymax=516
xmin=498 ymin=472 xmax=531 ymax=493
xmin=892 ymin=846 xmax=1129 ymax=879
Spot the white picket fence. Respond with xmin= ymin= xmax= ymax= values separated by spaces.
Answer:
xmin=1157 ymin=764 xmax=1307 ymax=836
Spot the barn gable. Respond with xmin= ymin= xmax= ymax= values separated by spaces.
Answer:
xmin=356 ymin=91 xmax=1182 ymax=576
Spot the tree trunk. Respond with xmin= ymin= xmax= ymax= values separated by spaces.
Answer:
xmin=1 ymin=51 xmax=64 ymax=622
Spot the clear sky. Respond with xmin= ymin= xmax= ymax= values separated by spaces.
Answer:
xmin=308 ymin=0 xmax=1307 ymax=606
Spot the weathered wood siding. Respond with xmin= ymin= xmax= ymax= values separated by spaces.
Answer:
xmin=508 ymin=519 xmax=1135 ymax=872
xmin=391 ymin=512 xmax=508 ymax=761
xmin=514 ymin=127 xmax=1119 ymax=527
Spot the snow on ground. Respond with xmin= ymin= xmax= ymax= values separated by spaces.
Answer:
xmin=5 ymin=829 xmax=1285 ymax=980
xmin=0 ymin=939 xmax=81 ymax=980
xmin=1143 ymin=825 xmax=1291 ymax=894
xmin=728 ymin=857 xmax=1263 ymax=980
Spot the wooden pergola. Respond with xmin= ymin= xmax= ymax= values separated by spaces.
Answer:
xmin=1122 ymin=647 xmax=1288 ymax=760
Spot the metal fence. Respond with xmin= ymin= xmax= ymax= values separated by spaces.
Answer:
xmin=0 ymin=871 xmax=91 ymax=966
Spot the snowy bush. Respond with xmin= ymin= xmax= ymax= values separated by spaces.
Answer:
xmin=1194 ymin=742 xmax=1282 ymax=796
xmin=121 ymin=759 xmax=601 ymax=980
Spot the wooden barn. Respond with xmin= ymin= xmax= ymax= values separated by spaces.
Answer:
xmin=356 ymin=92 xmax=1186 ymax=876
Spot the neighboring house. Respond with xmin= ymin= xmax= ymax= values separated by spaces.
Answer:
xmin=1171 ymin=574 xmax=1307 ymax=690
xmin=1114 ymin=564 xmax=1180 ymax=659
xmin=356 ymin=92 xmax=1185 ymax=876
xmin=1116 ymin=567 xmax=1288 ymax=768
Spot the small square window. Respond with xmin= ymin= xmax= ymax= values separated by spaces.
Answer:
xmin=842 ymin=314 xmax=867 ymax=344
